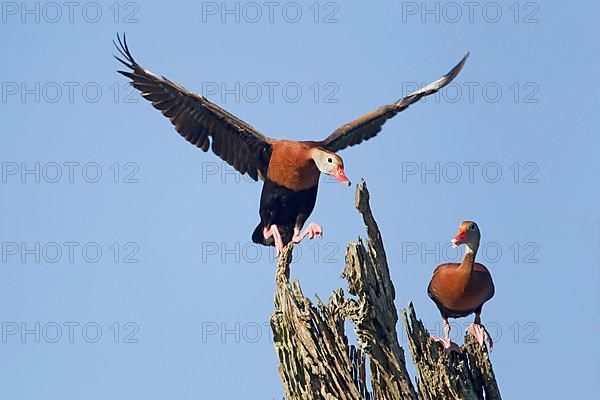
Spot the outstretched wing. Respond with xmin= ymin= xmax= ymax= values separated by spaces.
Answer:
xmin=318 ymin=53 xmax=469 ymax=153
xmin=114 ymin=34 xmax=272 ymax=181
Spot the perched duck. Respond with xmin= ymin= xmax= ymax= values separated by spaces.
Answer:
xmin=114 ymin=34 xmax=468 ymax=255
xmin=428 ymin=221 xmax=495 ymax=352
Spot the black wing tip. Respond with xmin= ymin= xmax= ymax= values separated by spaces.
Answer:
xmin=459 ymin=51 xmax=470 ymax=66
xmin=446 ymin=51 xmax=470 ymax=80
xmin=113 ymin=32 xmax=137 ymax=70
xmin=116 ymin=69 xmax=136 ymax=80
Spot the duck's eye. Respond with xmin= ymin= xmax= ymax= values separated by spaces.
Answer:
xmin=469 ymin=224 xmax=475 ymax=230
xmin=327 ymin=157 xmax=333 ymax=163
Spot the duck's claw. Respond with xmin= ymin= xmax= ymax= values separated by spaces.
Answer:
xmin=466 ymin=323 xmax=494 ymax=351
xmin=264 ymin=224 xmax=285 ymax=257
xmin=292 ymin=222 xmax=323 ymax=243
xmin=432 ymin=336 xmax=462 ymax=354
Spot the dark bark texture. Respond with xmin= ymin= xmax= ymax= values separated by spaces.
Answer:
xmin=271 ymin=180 xmax=501 ymax=400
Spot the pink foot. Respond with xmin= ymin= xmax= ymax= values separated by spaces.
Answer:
xmin=467 ymin=323 xmax=493 ymax=351
xmin=263 ymin=225 xmax=284 ymax=256
xmin=292 ymin=223 xmax=323 ymax=244
xmin=432 ymin=336 xmax=462 ymax=354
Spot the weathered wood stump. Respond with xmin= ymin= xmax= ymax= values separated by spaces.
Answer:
xmin=271 ymin=179 xmax=501 ymax=399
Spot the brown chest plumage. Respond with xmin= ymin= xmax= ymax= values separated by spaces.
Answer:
xmin=267 ymin=141 xmax=320 ymax=191
xmin=428 ymin=262 xmax=494 ymax=316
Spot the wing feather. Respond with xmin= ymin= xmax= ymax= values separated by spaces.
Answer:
xmin=318 ymin=53 xmax=469 ymax=152
xmin=114 ymin=34 xmax=272 ymax=180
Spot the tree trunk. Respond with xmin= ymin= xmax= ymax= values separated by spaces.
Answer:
xmin=271 ymin=179 xmax=501 ymax=399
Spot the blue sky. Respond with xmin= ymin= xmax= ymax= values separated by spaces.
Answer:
xmin=1 ymin=1 xmax=598 ymax=399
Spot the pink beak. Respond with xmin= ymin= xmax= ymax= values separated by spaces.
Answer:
xmin=334 ymin=166 xmax=351 ymax=186
xmin=451 ymin=229 xmax=467 ymax=248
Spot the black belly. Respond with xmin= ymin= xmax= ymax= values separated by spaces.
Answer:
xmin=251 ymin=179 xmax=318 ymax=246
xmin=430 ymin=296 xmax=483 ymax=319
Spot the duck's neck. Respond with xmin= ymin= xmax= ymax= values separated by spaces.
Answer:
xmin=459 ymin=243 xmax=478 ymax=273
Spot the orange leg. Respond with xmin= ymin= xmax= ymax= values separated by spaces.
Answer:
xmin=263 ymin=225 xmax=284 ymax=256
xmin=432 ymin=318 xmax=462 ymax=353
xmin=292 ymin=223 xmax=323 ymax=244
xmin=466 ymin=313 xmax=494 ymax=351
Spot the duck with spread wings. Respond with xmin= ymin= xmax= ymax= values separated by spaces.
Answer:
xmin=114 ymin=34 xmax=468 ymax=255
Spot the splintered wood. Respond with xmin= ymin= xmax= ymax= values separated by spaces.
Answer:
xmin=270 ymin=179 xmax=501 ymax=400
